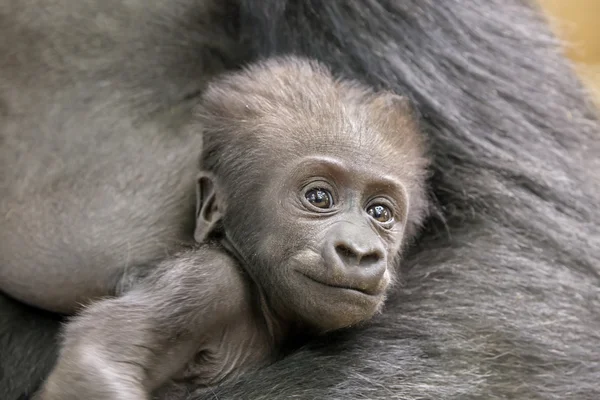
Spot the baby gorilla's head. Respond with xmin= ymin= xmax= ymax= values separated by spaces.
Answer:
xmin=192 ymin=56 xmax=430 ymax=332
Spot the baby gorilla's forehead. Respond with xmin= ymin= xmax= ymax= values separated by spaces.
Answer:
xmin=248 ymin=140 xmax=417 ymax=195
xmin=254 ymin=116 xmax=421 ymax=177
xmin=247 ymin=92 xmax=423 ymax=171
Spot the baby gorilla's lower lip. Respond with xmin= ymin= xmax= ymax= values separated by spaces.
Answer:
xmin=297 ymin=271 xmax=382 ymax=296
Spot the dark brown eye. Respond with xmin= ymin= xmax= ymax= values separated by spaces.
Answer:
xmin=367 ymin=204 xmax=393 ymax=223
xmin=305 ymin=188 xmax=334 ymax=209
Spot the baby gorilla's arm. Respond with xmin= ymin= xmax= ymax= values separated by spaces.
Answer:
xmin=36 ymin=244 xmax=249 ymax=400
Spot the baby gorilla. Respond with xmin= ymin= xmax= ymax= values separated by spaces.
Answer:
xmin=37 ymin=57 xmax=430 ymax=400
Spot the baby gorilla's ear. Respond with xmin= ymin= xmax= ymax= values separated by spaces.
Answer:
xmin=194 ymin=171 xmax=224 ymax=243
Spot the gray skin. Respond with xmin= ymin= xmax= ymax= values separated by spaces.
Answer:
xmin=34 ymin=58 xmax=430 ymax=400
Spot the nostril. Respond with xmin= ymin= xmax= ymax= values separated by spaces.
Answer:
xmin=360 ymin=251 xmax=383 ymax=266
xmin=335 ymin=244 xmax=357 ymax=263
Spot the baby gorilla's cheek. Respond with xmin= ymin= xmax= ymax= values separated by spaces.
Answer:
xmin=256 ymin=232 xmax=287 ymax=262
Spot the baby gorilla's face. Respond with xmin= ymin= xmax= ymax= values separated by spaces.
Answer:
xmin=194 ymin=56 xmax=429 ymax=333
xmin=225 ymin=154 xmax=412 ymax=333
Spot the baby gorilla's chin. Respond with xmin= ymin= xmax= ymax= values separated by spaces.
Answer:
xmin=270 ymin=250 xmax=390 ymax=332
xmin=279 ymin=271 xmax=387 ymax=333
xmin=272 ymin=270 xmax=385 ymax=334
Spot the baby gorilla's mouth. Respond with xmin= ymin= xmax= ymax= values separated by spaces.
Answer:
xmin=297 ymin=271 xmax=379 ymax=296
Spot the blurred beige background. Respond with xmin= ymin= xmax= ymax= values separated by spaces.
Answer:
xmin=539 ymin=0 xmax=600 ymax=104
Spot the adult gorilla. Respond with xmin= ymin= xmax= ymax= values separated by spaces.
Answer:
xmin=1 ymin=0 xmax=599 ymax=399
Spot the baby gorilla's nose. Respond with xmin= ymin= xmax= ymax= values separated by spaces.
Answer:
xmin=334 ymin=243 xmax=384 ymax=268
xmin=323 ymin=228 xmax=388 ymax=295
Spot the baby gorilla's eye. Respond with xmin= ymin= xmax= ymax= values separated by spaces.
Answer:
xmin=305 ymin=188 xmax=334 ymax=209
xmin=367 ymin=204 xmax=393 ymax=223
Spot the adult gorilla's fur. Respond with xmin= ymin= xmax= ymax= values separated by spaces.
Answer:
xmin=1 ymin=0 xmax=599 ymax=399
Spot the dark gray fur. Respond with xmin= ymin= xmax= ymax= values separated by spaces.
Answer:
xmin=1 ymin=0 xmax=599 ymax=399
